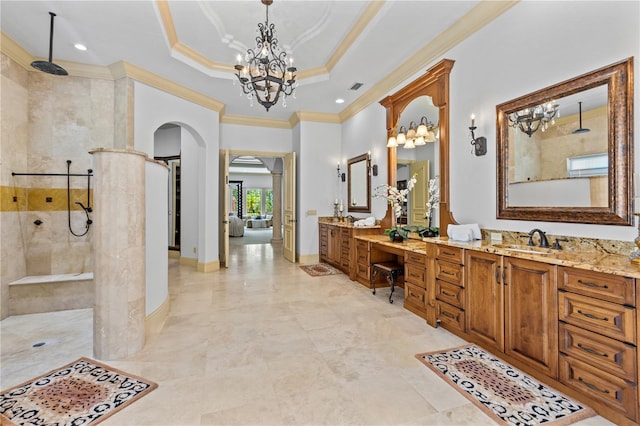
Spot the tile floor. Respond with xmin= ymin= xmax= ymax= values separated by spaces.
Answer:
xmin=1 ymin=241 xmax=613 ymax=425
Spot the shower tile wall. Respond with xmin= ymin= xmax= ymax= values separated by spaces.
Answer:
xmin=1 ymin=53 xmax=116 ymax=319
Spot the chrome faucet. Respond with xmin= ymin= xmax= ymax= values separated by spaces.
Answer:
xmin=527 ymin=229 xmax=549 ymax=248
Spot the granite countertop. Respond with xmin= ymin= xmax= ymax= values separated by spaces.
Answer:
xmin=354 ymin=234 xmax=428 ymax=254
xmin=355 ymin=235 xmax=640 ymax=279
xmin=318 ymin=217 xmax=381 ymax=229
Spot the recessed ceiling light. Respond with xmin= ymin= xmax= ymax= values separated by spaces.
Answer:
xmin=74 ymin=43 xmax=87 ymax=51
xmin=335 ymin=98 xmax=345 ymax=104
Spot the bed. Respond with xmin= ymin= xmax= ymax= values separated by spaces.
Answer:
xmin=229 ymin=214 xmax=244 ymax=237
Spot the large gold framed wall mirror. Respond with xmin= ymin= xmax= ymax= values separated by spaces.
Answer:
xmin=380 ymin=59 xmax=456 ymax=235
xmin=497 ymin=57 xmax=634 ymax=226
xmin=347 ymin=153 xmax=371 ymax=213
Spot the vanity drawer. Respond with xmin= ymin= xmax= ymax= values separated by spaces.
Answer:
xmin=559 ymin=267 xmax=635 ymax=306
xmin=405 ymin=251 xmax=426 ymax=266
xmin=405 ymin=263 xmax=426 ymax=288
xmin=356 ymin=241 xmax=369 ymax=264
xmin=437 ymin=301 xmax=465 ymax=333
xmin=356 ymin=263 xmax=369 ymax=280
xmin=435 ymin=245 xmax=463 ymax=264
xmin=405 ymin=283 xmax=426 ymax=310
xmin=435 ymin=260 xmax=464 ymax=287
xmin=559 ymin=323 xmax=637 ymax=382
xmin=559 ymin=292 xmax=636 ymax=344
xmin=559 ymin=355 xmax=638 ymax=422
xmin=436 ymin=279 xmax=465 ymax=309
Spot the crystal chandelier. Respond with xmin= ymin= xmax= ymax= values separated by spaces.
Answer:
xmin=508 ymin=102 xmax=559 ymax=137
xmin=234 ymin=0 xmax=297 ymax=112
xmin=387 ymin=116 xmax=437 ymax=148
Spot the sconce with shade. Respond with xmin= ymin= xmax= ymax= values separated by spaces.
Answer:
xmin=508 ymin=102 xmax=559 ymax=137
xmin=469 ymin=114 xmax=487 ymax=156
xmin=387 ymin=116 xmax=437 ymax=148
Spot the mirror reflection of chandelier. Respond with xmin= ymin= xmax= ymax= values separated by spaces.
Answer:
xmin=234 ymin=0 xmax=297 ymax=112
xmin=387 ymin=116 xmax=438 ymax=148
xmin=508 ymin=102 xmax=559 ymax=137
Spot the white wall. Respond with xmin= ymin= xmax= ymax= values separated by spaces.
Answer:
xmin=297 ymin=121 xmax=342 ymax=256
xmin=134 ymin=82 xmax=220 ymax=266
xmin=342 ymin=102 xmax=388 ymax=220
xmin=145 ymin=161 xmax=168 ymax=315
xmin=220 ymin=123 xmax=292 ymax=152
xmin=343 ymin=1 xmax=639 ymax=242
xmin=448 ymin=0 xmax=638 ymax=241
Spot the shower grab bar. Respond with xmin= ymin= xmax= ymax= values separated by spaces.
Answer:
xmin=12 ymin=172 xmax=92 ymax=177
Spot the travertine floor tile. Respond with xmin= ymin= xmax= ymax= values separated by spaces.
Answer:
xmin=1 ymin=241 xmax=615 ymax=425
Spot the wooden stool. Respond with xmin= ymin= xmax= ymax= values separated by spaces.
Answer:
xmin=371 ymin=261 xmax=404 ymax=304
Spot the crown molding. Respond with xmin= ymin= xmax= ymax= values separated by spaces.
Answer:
xmin=111 ymin=61 xmax=225 ymax=112
xmin=326 ymin=1 xmax=385 ymax=72
xmin=339 ymin=0 xmax=520 ymax=123
xmin=1 ymin=32 xmax=33 ymax=69
xmin=221 ymin=114 xmax=291 ymax=129
xmin=294 ymin=111 xmax=341 ymax=125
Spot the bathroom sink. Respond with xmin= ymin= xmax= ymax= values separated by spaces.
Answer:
xmin=494 ymin=244 xmax=553 ymax=255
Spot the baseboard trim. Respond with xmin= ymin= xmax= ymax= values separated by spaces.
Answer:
xmin=198 ymin=260 xmax=220 ymax=272
xmin=145 ymin=296 xmax=170 ymax=335
xmin=168 ymin=250 xmax=180 ymax=259
xmin=298 ymin=254 xmax=318 ymax=265
xmin=179 ymin=257 xmax=197 ymax=267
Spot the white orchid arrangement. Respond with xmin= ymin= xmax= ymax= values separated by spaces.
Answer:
xmin=373 ymin=173 xmax=417 ymax=221
xmin=425 ymin=176 xmax=440 ymax=224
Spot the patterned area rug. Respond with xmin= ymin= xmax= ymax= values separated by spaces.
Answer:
xmin=0 ymin=357 xmax=157 ymax=426
xmin=300 ymin=263 xmax=343 ymax=277
xmin=416 ymin=345 xmax=595 ymax=426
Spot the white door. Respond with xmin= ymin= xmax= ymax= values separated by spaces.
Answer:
xmin=283 ymin=152 xmax=296 ymax=263
xmin=219 ymin=149 xmax=229 ymax=267
xmin=409 ymin=160 xmax=429 ymax=227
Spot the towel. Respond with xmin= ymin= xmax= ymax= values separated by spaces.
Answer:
xmin=354 ymin=216 xmax=376 ymax=227
xmin=447 ymin=224 xmax=481 ymax=241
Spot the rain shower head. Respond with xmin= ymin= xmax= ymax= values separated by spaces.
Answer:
xmin=572 ymin=101 xmax=590 ymax=134
xmin=31 ymin=12 xmax=68 ymax=76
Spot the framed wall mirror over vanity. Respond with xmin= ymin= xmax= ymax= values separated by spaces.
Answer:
xmin=497 ymin=57 xmax=634 ymax=226
xmin=347 ymin=153 xmax=371 ymax=213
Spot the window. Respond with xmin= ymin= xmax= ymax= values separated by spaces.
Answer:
xmin=246 ymin=189 xmax=262 ymax=215
xmin=265 ymin=189 xmax=273 ymax=213
xmin=566 ymin=153 xmax=608 ymax=178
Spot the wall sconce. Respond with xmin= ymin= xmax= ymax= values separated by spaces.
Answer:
xmin=469 ymin=114 xmax=487 ymax=156
xmin=367 ymin=152 xmax=378 ymax=176
xmin=337 ymin=163 xmax=345 ymax=182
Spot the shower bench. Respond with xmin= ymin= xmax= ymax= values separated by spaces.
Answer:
xmin=8 ymin=272 xmax=94 ymax=315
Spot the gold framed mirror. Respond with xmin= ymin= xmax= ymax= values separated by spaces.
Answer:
xmin=496 ymin=57 xmax=634 ymax=226
xmin=347 ymin=153 xmax=371 ymax=213
xmin=380 ymin=59 xmax=456 ymax=235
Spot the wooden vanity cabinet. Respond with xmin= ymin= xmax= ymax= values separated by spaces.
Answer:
xmin=558 ymin=266 xmax=638 ymax=423
xmin=404 ymin=251 xmax=427 ymax=320
xmin=435 ymin=246 xmax=465 ymax=333
xmin=503 ymin=257 xmax=557 ymax=378
xmin=465 ymin=251 xmax=503 ymax=352
xmin=465 ymin=253 xmax=558 ymax=378
xmin=319 ymin=223 xmax=379 ymax=279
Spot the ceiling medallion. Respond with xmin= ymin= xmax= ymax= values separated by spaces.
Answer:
xmin=234 ymin=0 xmax=297 ymax=112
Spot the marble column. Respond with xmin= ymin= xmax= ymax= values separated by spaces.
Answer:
xmin=90 ymin=148 xmax=146 ymax=360
xmin=271 ymin=170 xmax=283 ymax=244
